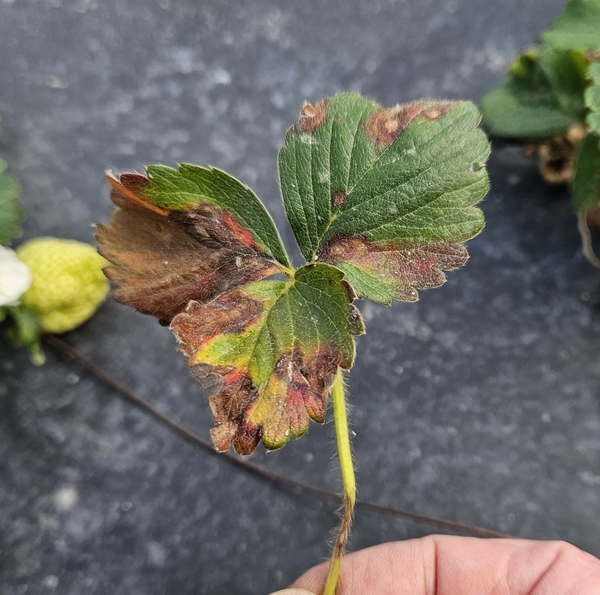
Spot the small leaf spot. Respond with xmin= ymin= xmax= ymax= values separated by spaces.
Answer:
xmin=332 ymin=190 xmax=347 ymax=208
xmin=469 ymin=161 xmax=485 ymax=173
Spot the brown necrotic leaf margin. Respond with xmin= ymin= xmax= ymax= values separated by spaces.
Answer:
xmin=96 ymin=174 xmax=280 ymax=325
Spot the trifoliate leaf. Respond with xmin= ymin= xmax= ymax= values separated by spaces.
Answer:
xmin=98 ymin=92 xmax=489 ymax=454
xmin=480 ymin=49 xmax=588 ymax=139
xmin=0 ymin=158 xmax=25 ymax=246
xmin=571 ymin=131 xmax=600 ymax=212
xmin=96 ymin=169 xmax=291 ymax=325
xmin=171 ymin=264 xmax=363 ymax=454
xmin=541 ymin=0 xmax=600 ymax=51
xmin=279 ymin=93 xmax=489 ymax=304
xmin=585 ymin=62 xmax=600 ymax=136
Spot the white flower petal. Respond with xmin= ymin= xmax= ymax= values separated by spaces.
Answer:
xmin=0 ymin=245 xmax=32 ymax=306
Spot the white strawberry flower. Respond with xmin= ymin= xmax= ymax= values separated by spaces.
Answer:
xmin=0 ymin=245 xmax=32 ymax=307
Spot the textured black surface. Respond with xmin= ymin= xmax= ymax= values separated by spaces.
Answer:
xmin=2 ymin=1 xmax=600 ymax=594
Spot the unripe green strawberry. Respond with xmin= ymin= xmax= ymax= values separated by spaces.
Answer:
xmin=16 ymin=237 xmax=108 ymax=333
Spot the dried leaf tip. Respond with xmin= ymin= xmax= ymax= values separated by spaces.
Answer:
xmin=298 ymin=99 xmax=328 ymax=133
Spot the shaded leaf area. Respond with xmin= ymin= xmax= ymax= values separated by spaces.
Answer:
xmin=105 ymin=164 xmax=290 ymax=267
xmin=0 ymin=158 xmax=24 ymax=246
xmin=541 ymin=0 xmax=600 ymax=51
xmin=572 ymin=131 xmax=600 ymax=212
xmin=96 ymin=173 xmax=286 ymax=325
xmin=481 ymin=49 xmax=589 ymax=139
xmin=586 ymin=62 xmax=600 ymax=136
xmin=171 ymin=264 xmax=364 ymax=454
xmin=279 ymin=93 xmax=488 ymax=304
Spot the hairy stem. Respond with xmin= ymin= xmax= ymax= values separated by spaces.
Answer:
xmin=323 ymin=370 xmax=355 ymax=595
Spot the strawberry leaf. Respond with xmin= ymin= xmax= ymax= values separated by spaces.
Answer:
xmin=170 ymin=263 xmax=364 ymax=454
xmin=481 ymin=49 xmax=588 ymax=139
xmin=96 ymin=168 xmax=290 ymax=325
xmin=279 ymin=93 xmax=489 ymax=304
xmin=0 ymin=159 xmax=24 ymax=246
xmin=541 ymin=0 xmax=600 ymax=51
xmin=572 ymin=131 xmax=600 ymax=212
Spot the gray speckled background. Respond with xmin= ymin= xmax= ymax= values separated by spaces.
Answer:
xmin=1 ymin=0 xmax=600 ymax=594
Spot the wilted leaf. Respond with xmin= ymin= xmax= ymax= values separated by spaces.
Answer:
xmin=586 ymin=62 xmax=600 ymax=136
xmin=571 ymin=131 xmax=600 ymax=212
xmin=481 ymin=49 xmax=588 ymax=139
xmin=279 ymin=93 xmax=488 ymax=304
xmin=0 ymin=159 xmax=24 ymax=246
xmin=541 ymin=0 xmax=600 ymax=51
xmin=96 ymin=167 xmax=290 ymax=325
xmin=171 ymin=264 xmax=363 ymax=454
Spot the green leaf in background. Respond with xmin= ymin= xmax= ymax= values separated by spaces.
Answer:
xmin=585 ymin=62 xmax=600 ymax=136
xmin=3 ymin=303 xmax=45 ymax=365
xmin=541 ymin=0 xmax=600 ymax=51
xmin=279 ymin=93 xmax=489 ymax=303
xmin=0 ymin=158 xmax=25 ymax=246
xmin=571 ymin=131 xmax=600 ymax=212
xmin=480 ymin=49 xmax=588 ymax=139
xmin=170 ymin=263 xmax=364 ymax=454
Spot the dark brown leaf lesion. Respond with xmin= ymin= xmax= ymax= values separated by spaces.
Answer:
xmin=211 ymin=346 xmax=340 ymax=454
xmin=96 ymin=177 xmax=282 ymax=325
xmin=364 ymin=101 xmax=455 ymax=148
xmin=332 ymin=190 xmax=347 ymax=208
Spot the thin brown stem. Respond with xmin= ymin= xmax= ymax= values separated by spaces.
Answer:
xmin=577 ymin=211 xmax=600 ymax=269
xmin=43 ymin=334 xmax=514 ymax=540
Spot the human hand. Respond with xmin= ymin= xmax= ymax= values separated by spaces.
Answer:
xmin=269 ymin=535 xmax=600 ymax=594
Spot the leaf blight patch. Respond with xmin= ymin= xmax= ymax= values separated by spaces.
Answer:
xmin=170 ymin=263 xmax=364 ymax=454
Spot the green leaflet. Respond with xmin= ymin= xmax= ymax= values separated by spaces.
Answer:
xmin=586 ymin=62 xmax=600 ymax=136
xmin=278 ymin=93 xmax=380 ymax=261
xmin=480 ymin=49 xmax=588 ymax=139
xmin=110 ymin=164 xmax=291 ymax=268
xmin=541 ymin=0 xmax=600 ymax=51
xmin=279 ymin=93 xmax=489 ymax=303
xmin=171 ymin=263 xmax=364 ymax=453
xmin=572 ymin=131 xmax=600 ymax=212
xmin=0 ymin=159 xmax=24 ymax=246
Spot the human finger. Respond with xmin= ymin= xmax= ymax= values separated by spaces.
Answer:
xmin=289 ymin=535 xmax=600 ymax=594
